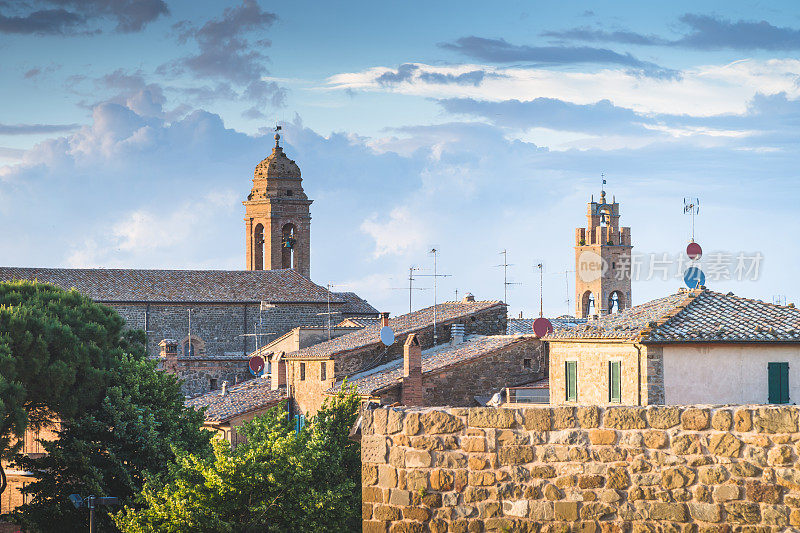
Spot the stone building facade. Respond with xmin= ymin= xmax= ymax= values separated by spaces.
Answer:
xmin=574 ymin=190 xmax=632 ymax=318
xmin=362 ymin=404 xmax=800 ymax=531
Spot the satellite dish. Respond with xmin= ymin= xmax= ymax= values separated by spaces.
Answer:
xmin=532 ymin=317 xmax=553 ymax=338
xmin=380 ymin=326 xmax=395 ymax=346
xmin=249 ymin=355 xmax=265 ymax=377
xmin=686 ymin=242 xmax=702 ymax=260
xmin=683 ymin=266 xmax=706 ymax=289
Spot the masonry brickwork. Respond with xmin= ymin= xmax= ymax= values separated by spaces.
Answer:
xmin=362 ymin=404 xmax=800 ymax=531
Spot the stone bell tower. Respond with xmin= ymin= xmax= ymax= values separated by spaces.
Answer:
xmin=244 ymin=132 xmax=312 ymax=278
xmin=574 ymin=190 xmax=632 ymax=318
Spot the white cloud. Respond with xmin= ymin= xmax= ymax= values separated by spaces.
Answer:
xmin=360 ymin=207 xmax=429 ymax=258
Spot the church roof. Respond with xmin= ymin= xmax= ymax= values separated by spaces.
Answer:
xmin=185 ymin=379 xmax=286 ymax=423
xmin=333 ymin=291 xmax=379 ymax=315
xmin=253 ymin=139 xmax=300 ymax=179
xmin=546 ymin=288 xmax=800 ymax=343
xmin=0 ymin=267 xmax=340 ymax=304
xmin=286 ymin=299 xmax=506 ymax=360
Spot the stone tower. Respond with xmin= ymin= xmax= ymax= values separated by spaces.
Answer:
xmin=574 ymin=190 xmax=632 ymax=318
xmin=244 ymin=133 xmax=312 ymax=278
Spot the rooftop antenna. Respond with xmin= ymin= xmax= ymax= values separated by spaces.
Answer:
xmin=683 ymin=197 xmax=700 ymax=242
xmin=318 ymin=283 xmax=347 ymax=339
xmin=494 ymin=249 xmax=522 ymax=306
xmin=389 ymin=266 xmax=428 ymax=314
xmin=601 ymin=172 xmax=606 ymax=196
xmin=773 ymin=294 xmax=787 ymax=306
xmin=417 ymin=248 xmax=451 ymax=345
xmin=536 ymin=263 xmax=544 ymax=318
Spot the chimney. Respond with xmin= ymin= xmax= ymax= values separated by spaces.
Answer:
xmin=450 ymin=323 xmax=465 ymax=345
xmin=462 ymin=293 xmax=475 ymax=303
xmin=221 ymin=381 xmax=229 ymax=396
xmin=159 ymin=339 xmax=178 ymax=374
xmin=380 ymin=312 xmax=390 ymax=327
xmin=270 ymin=352 xmax=287 ymax=390
xmin=402 ymin=334 xmax=423 ymax=406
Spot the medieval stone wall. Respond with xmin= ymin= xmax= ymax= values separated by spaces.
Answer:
xmin=362 ymin=405 xmax=800 ymax=531
xmin=164 ymin=356 xmax=254 ymax=397
xmin=108 ymin=302 xmax=333 ymax=358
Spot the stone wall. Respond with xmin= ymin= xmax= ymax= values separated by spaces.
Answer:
xmin=108 ymin=301 xmax=335 ymax=359
xmin=362 ymin=405 xmax=800 ymax=531
xmin=162 ymin=356 xmax=254 ymax=397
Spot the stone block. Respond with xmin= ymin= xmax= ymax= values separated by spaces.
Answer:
xmin=477 ymin=501 xmax=501 ymax=519
xmin=643 ymin=430 xmax=668 ymax=449
xmin=403 ymin=507 xmax=432 ymax=522
xmin=723 ymin=502 xmax=761 ymax=524
xmin=406 ymin=470 xmax=427 ymax=491
xmin=433 ymin=451 xmax=467 ymax=469
xmin=648 ymin=502 xmax=687 ymax=522
xmin=378 ymin=465 xmax=398 ymax=488
xmin=671 ymin=434 xmax=703 ymax=455
xmin=389 ymin=489 xmax=411 ymax=506
xmin=522 ymin=408 xmax=551 ymax=431
xmin=578 ymin=474 xmax=605 ymax=489
xmin=389 ymin=521 xmax=424 ymax=533
xmin=528 ymin=501 xmax=554 ymax=520
xmin=576 ymin=406 xmax=600 ymax=427
xmin=698 ymin=465 xmax=728 ymax=485
xmin=388 ymin=447 xmax=405 ymax=468
xmin=753 ymin=407 xmax=798 ymax=433
xmin=603 ymin=407 xmax=646 ymax=430
xmin=468 ymin=471 xmax=496 ymax=486
xmin=707 ymin=433 xmax=742 ymax=457
xmin=661 ymin=466 xmax=696 ymax=489
xmin=730 ymin=461 xmax=762 ymax=478
xmin=687 ymin=502 xmax=722 ymax=523
xmin=579 ymin=502 xmax=615 ymax=520
xmin=712 ymin=484 xmax=739 ymax=502
xmin=553 ymin=501 xmax=578 ymax=521
xmin=461 ymin=437 xmax=485 ymax=452
xmin=498 ymin=445 xmax=534 ymax=465
xmin=373 ymin=505 xmax=402 ymax=521
xmin=405 ymin=450 xmax=432 ymax=468
xmin=430 ymin=469 xmax=455 ymax=491
xmin=711 ymin=410 xmax=732 ymax=431
xmin=363 ymin=486 xmax=385 ymax=504
xmin=775 ymin=467 xmax=800 ymax=491
xmin=363 ymin=435 xmax=388 ymax=463
xmin=405 ymin=412 xmax=421 ymax=435
xmin=606 ymin=467 xmax=630 ymax=489
xmin=363 ymin=463 xmax=379 ymax=485
xmin=468 ymin=408 xmax=516 ymax=428
xmin=552 ymin=407 xmax=576 ymax=429
xmin=530 ymin=465 xmax=557 ymax=478
xmin=768 ymin=445 xmax=794 ymax=465
xmin=762 ymin=504 xmax=789 ymax=526
xmin=588 ymin=429 xmax=617 ymax=445
xmin=681 ymin=408 xmax=710 ymax=430
xmin=647 ymin=406 xmax=681 ymax=429
xmin=387 ymin=409 xmax=404 ymax=434
xmin=496 ymin=429 xmax=528 ymax=445
xmin=544 ymin=483 xmax=563 ymax=500
xmin=363 ymin=520 xmax=388 ymax=533
xmin=374 ymin=409 xmax=389 ymax=434
xmin=542 ymin=445 xmax=569 ymax=462
xmin=502 ymin=499 xmax=529 ymax=518
xmin=421 ymin=411 xmax=465 ymax=434
xmin=734 ymin=408 xmax=752 ymax=432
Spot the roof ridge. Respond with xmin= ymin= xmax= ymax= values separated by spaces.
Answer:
xmin=637 ymin=289 xmax=702 ymax=342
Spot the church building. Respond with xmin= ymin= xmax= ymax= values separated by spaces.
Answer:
xmin=0 ymin=133 xmax=377 ymax=396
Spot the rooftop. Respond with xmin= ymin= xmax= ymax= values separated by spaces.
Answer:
xmin=286 ymin=299 xmax=506 ymax=360
xmin=507 ymin=316 xmax=586 ymax=335
xmin=546 ymin=289 xmax=800 ymax=343
xmin=185 ymin=379 xmax=286 ymax=423
xmin=331 ymin=334 xmax=532 ymax=396
xmin=0 ymin=267 xmax=340 ymax=303
xmin=333 ymin=292 xmax=379 ymax=316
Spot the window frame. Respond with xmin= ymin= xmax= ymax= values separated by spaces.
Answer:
xmin=768 ymin=362 xmax=790 ymax=404
xmin=300 ymin=362 xmax=306 ymax=381
xmin=565 ymin=360 xmax=578 ymax=402
xmin=608 ymin=360 xmax=622 ymax=403
xmin=320 ymin=361 xmax=327 ymax=381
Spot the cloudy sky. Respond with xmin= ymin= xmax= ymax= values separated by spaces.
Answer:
xmin=2 ymin=0 xmax=800 ymax=317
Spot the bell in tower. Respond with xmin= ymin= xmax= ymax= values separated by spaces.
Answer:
xmin=243 ymin=129 xmax=313 ymax=278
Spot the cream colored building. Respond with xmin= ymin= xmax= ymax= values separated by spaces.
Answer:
xmin=547 ymin=288 xmax=800 ymax=406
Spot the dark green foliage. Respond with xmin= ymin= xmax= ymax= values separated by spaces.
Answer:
xmin=114 ymin=387 xmax=362 ymax=532
xmin=0 ymin=281 xmax=212 ymax=532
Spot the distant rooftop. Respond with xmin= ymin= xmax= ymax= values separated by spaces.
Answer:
xmin=0 ymin=267 xmax=340 ymax=304
xmin=286 ymin=299 xmax=505 ymax=360
xmin=507 ymin=316 xmax=586 ymax=335
xmin=330 ymin=334 xmax=530 ymax=396
xmin=546 ymin=289 xmax=800 ymax=343
xmin=333 ymin=292 xmax=379 ymax=315
xmin=185 ymin=379 xmax=286 ymax=423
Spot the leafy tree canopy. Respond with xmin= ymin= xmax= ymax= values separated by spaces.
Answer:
xmin=114 ymin=387 xmax=361 ymax=533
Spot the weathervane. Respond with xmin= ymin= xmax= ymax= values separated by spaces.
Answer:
xmin=274 ymin=124 xmax=282 ymax=148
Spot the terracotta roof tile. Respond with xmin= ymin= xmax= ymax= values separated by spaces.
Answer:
xmin=0 ymin=267 xmax=339 ymax=303
xmin=507 ymin=317 xmax=586 ymax=335
xmin=185 ymin=379 xmax=286 ymax=423
xmin=333 ymin=292 xmax=379 ymax=315
xmin=287 ymin=300 xmax=505 ymax=360
xmin=332 ymin=335 xmax=531 ymax=395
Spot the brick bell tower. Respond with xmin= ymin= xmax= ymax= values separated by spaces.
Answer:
xmin=244 ymin=131 xmax=312 ymax=278
xmin=574 ymin=189 xmax=632 ymax=318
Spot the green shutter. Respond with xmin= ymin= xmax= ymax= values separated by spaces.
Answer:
xmin=566 ymin=361 xmax=577 ymax=401
xmin=609 ymin=361 xmax=621 ymax=403
xmin=768 ymin=362 xmax=790 ymax=404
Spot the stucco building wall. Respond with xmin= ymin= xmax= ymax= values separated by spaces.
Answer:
xmin=663 ymin=344 xmax=800 ymax=405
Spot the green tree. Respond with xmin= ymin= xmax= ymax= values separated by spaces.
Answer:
xmin=114 ymin=387 xmax=361 ymax=533
xmin=12 ymin=351 xmax=212 ymax=532
xmin=0 ymin=281 xmax=133 ymax=482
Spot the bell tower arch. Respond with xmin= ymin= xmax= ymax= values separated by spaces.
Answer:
xmin=574 ymin=189 xmax=632 ymax=318
xmin=244 ymin=131 xmax=312 ymax=278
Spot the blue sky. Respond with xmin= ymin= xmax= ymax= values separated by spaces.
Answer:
xmin=2 ymin=0 xmax=800 ymax=317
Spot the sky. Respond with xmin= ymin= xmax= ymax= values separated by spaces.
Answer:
xmin=2 ymin=0 xmax=800 ymax=318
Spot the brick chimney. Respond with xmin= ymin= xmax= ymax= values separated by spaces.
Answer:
xmin=270 ymin=352 xmax=287 ymax=390
xmin=402 ymin=334 xmax=423 ymax=406
xmin=462 ymin=292 xmax=475 ymax=303
xmin=380 ymin=312 xmax=390 ymax=327
xmin=159 ymin=339 xmax=178 ymax=374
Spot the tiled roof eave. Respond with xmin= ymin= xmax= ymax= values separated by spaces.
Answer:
xmin=641 ymin=338 xmax=800 ymax=345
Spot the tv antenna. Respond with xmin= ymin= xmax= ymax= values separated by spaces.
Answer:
xmin=683 ymin=197 xmax=700 ymax=242
xmin=536 ymin=263 xmax=545 ymax=318
xmin=773 ymin=294 xmax=787 ymax=306
xmin=317 ymin=283 xmax=348 ymax=339
xmin=494 ymin=249 xmax=522 ymax=306
xmin=417 ymin=248 xmax=451 ymax=345
xmin=389 ymin=266 xmax=428 ymax=314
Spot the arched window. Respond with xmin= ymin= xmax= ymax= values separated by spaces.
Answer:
xmin=254 ymin=223 xmax=265 ymax=271
xmin=182 ymin=335 xmax=205 ymax=357
xmin=281 ymin=223 xmax=297 ymax=269
xmin=581 ymin=290 xmax=595 ymax=317
xmin=608 ymin=291 xmax=625 ymax=314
